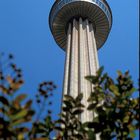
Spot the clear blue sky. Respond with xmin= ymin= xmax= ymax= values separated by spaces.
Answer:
xmin=0 ymin=0 xmax=139 ymax=139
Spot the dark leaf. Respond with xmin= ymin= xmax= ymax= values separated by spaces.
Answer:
xmin=54 ymin=126 xmax=63 ymax=131
xmin=62 ymin=107 xmax=70 ymax=112
xmin=24 ymin=100 xmax=32 ymax=109
xmin=85 ymin=75 xmax=98 ymax=84
xmin=64 ymin=95 xmax=74 ymax=101
xmin=86 ymin=122 xmax=99 ymax=129
xmin=88 ymin=130 xmax=96 ymax=140
xmin=87 ymin=103 xmax=97 ymax=110
xmin=97 ymin=66 xmax=104 ymax=77
xmin=55 ymin=119 xmax=66 ymax=125
xmin=0 ymin=96 xmax=9 ymax=106
xmin=63 ymin=100 xmax=73 ymax=108
xmin=72 ymin=109 xmax=83 ymax=115
xmin=75 ymin=93 xmax=83 ymax=102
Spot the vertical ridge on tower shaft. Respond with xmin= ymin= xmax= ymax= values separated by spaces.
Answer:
xmin=69 ymin=19 xmax=79 ymax=98
xmin=63 ymin=23 xmax=71 ymax=96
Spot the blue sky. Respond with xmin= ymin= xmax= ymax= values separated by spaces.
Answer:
xmin=0 ymin=0 xmax=139 ymax=139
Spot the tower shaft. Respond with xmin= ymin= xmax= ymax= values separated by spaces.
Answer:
xmin=63 ymin=18 xmax=99 ymax=122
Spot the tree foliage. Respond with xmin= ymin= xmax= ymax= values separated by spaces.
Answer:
xmin=0 ymin=53 xmax=139 ymax=140
xmin=85 ymin=67 xmax=139 ymax=140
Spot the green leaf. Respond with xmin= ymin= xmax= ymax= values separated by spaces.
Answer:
xmin=128 ymin=125 xmax=136 ymax=131
xmin=11 ymin=118 xmax=27 ymax=126
xmin=129 ymin=88 xmax=137 ymax=95
xmin=45 ymin=116 xmax=52 ymax=127
xmin=10 ymin=109 xmax=28 ymax=121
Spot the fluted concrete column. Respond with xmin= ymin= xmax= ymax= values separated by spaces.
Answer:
xmin=63 ymin=18 xmax=99 ymax=123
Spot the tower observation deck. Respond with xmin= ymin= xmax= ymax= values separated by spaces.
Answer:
xmin=49 ymin=0 xmax=112 ymax=122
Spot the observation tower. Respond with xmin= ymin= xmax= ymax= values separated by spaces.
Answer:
xmin=49 ymin=0 xmax=112 ymax=122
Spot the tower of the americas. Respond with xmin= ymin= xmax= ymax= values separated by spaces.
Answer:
xmin=49 ymin=0 xmax=112 ymax=124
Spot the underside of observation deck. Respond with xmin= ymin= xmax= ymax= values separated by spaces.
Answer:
xmin=49 ymin=0 xmax=112 ymax=50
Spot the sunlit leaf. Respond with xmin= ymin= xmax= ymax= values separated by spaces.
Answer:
xmin=117 ymin=70 xmax=122 ymax=76
xmin=130 ymin=132 xmax=136 ymax=138
xmin=10 ymin=109 xmax=28 ymax=121
xmin=14 ymin=94 xmax=27 ymax=103
xmin=109 ymin=85 xmax=120 ymax=96
xmin=6 ymin=76 xmax=13 ymax=84
xmin=11 ymin=81 xmax=24 ymax=90
xmin=123 ymin=116 xmax=129 ymax=123
xmin=17 ymin=133 xmax=24 ymax=140
xmin=0 ymin=85 xmax=8 ymax=94
xmin=11 ymin=119 xmax=25 ymax=126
